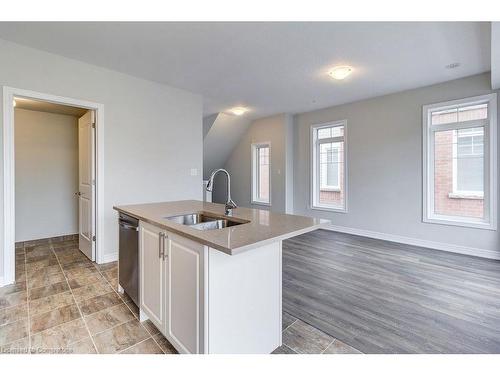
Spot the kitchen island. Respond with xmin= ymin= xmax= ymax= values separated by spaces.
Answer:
xmin=114 ymin=200 xmax=326 ymax=354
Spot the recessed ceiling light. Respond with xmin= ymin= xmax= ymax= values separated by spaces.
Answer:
xmin=445 ymin=62 xmax=461 ymax=69
xmin=328 ymin=66 xmax=353 ymax=80
xmin=229 ymin=107 xmax=248 ymax=116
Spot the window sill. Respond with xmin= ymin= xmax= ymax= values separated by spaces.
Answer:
xmin=320 ymin=187 xmax=341 ymax=192
xmin=251 ymin=200 xmax=271 ymax=207
xmin=423 ymin=216 xmax=496 ymax=231
xmin=448 ymin=192 xmax=484 ymax=200
xmin=310 ymin=204 xmax=347 ymax=214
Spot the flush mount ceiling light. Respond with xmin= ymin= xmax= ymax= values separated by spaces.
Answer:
xmin=328 ymin=66 xmax=353 ymax=80
xmin=229 ymin=107 xmax=248 ymax=116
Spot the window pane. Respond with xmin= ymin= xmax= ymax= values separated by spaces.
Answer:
xmin=431 ymin=103 xmax=488 ymax=125
xmin=331 ymin=126 xmax=344 ymax=137
xmin=320 ymin=143 xmax=339 ymax=188
xmin=317 ymin=128 xmax=331 ymax=139
xmin=456 ymin=128 xmax=484 ymax=192
xmin=317 ymin=125 xmax=344 ymax=139
xmin=457 ymin=135 xmax=472 ymax=154
xmin=257 ymin=146 xmax=269 ymax=202
xmin=457 ymin=156 xmax=483 ymax=192
xmin=432 ymin=108 xmax=457 ymax=125
xmin=318 ymin=141 xmax=344 ymax=207
xmin=458 ymin=104 xmax=487 ymax=122
xmin=433 ymin=129 xmax=484 ymax=219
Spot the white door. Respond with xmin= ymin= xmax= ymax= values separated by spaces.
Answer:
xmin=78 ymin=110 xmax=95 ymax=260
xmin=167 ymin=233 xmax=204 ymax=354
xmin=139 ymin=222 xmax=166 ymax=329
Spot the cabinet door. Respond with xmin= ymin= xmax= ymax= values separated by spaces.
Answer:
xmin=139 ymin=222 xmax=165 ymax=329
xmin=166 ymin=233 xmax=205 ymax=354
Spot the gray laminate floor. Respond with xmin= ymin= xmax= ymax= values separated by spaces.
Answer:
xmin=282 ymin=229 xmax=500 ymax=354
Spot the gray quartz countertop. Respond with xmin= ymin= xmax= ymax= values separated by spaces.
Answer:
xmin=113 ymin=200 xmax=328 ymax=255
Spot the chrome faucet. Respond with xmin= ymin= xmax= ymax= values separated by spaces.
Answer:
xmin=206 ymin=168 xmax=237 ymax=215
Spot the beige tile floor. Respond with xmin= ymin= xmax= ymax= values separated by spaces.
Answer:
xmin=1 ymin=237 xmax=176 ymax=354
xmin=1 ymin=237 xmax=362 ymax=355
xmin=276 ymin=311 xmax=362 ymax=354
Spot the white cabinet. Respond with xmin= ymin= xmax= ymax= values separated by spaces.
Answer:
xmin=139 ymin=222 xmax=166 ymax=329
xmin=138 ymin=220 xmax=282 ymax=354
xmin=166 ymin=233 xmax=205 ymax=354
xmin=139 ymin=221 xmax=205 ymax=354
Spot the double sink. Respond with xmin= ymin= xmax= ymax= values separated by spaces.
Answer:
xmin=165 ymin=212 xmax=249 ymax=231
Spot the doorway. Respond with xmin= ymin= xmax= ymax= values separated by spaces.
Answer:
xmin=2 ymin=87 xmax=104 ymax=286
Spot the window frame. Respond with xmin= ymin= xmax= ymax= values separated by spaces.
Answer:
xmin=422 ymin=93 xmax=497 ymax=230
xmin=251 ymin=141 xmax=271 ymax=206
xmin=310 ymin=120 xmax=348 ymax=213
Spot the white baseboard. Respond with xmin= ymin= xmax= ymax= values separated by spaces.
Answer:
xmin=323 ymin=224 xmax=500 ymax=260
xmin=99 ymin=251 xmax=118 ymax=264
xmin=0 ymin=274 xmax=14 ymax=287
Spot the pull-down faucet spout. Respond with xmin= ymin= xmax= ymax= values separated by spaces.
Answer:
xmin=206 ymin=169 xmax=237 ymax=215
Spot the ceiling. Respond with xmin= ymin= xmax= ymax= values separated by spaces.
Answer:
xmin=0 ymin=22 xmax=491 ymax=118
xmin=14 ymin=97 xmax=88 ymax=117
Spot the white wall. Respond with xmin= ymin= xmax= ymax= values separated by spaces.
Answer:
xmin=294 ymin=73 xmax=499 ymax=258
xmin=222 ymin=114 xmax=292 ymax=213
xmin=218 ymin=73 xmax=499 ymax=258
xmin=15 ymin=108 xmax=78 ymax=241
xmin=0 ymin=38 xmax=203 ymax=277
xmin=203 ymin=112 xmax=251 ymax=180
xmin=492 ymin=22 xmax=500 ymax=90
xmin=284 ymin=115 xmax=294 ymax=214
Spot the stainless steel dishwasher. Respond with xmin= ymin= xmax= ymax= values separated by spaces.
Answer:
xmin=118 ymin=213 xmax=139 ymax=306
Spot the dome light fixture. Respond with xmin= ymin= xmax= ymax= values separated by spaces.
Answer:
xmin=229 ymin=107 xmax=248 ymax=116
xmin=328 ymin=66 xmax=354 ymax=80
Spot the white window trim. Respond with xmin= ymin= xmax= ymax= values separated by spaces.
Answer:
xmin=422 ymin=93 xmax=497 ymax=230
xmin=251 ymin=141 xmax=271 ymax=206
xmin=310 ymin=120 xmax=348 ymax=213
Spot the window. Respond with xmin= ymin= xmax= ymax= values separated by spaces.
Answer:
xmin=320 ymin=143 xmax=340 ymax=190
xmin=311 ymin=121 xmax=347 ymax=211
xmin=252 ymin=142 xmax=271 ymax=205
xmin=453 ymin=127 xmax=484 ymax=195
xmin=423 ymin=94 xmax=497 ymax=229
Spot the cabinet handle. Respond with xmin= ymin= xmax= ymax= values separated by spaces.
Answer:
xmin=163 ymin=233 xmax=168 ymax=260
xmin=158 ymin=232 xmax=164 ymax=259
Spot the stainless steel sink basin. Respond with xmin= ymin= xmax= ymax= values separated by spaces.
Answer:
xmin=165 ymin=212 xmax=219 ymax=226
xmin=164 ymin=212 xmax=249 ymax=231
xmin=190 ymin=219 xmax=242 ymax=231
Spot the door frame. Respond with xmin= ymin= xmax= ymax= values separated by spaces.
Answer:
xmin=2 ymin=86 xmax=105 ymax=286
